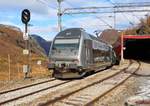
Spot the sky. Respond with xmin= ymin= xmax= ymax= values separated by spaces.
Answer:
xmin=0 ymin=0 xmax=149 ymax=41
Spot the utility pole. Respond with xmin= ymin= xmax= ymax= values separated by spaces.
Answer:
xmin=57 ymin=0 xmax=63 ymax=32
xmin=36 ymin=0 xmax=63 ymax=32
xmin=121 ymin=32 xmax=124 ymax=63
xmin=8 ymin=54 xmax=11 ymax=81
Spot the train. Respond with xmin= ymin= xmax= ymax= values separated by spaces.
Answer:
xmin=48 ymin=28 xmax=117 ymax=79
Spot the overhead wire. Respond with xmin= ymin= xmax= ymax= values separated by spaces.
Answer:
xmin=65 ymin=0 xmax=75 ymax=8
xmin=36 ymin=0 xmax=57 ymax=10
xmin=107 ymin=0 xmax=137 ymax=28
xmin=64 ymin=0 xmax=107 ymax=30
xmin=94 ymin=16 xmax=113 ymax=28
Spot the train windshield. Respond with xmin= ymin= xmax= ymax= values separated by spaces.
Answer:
xmin=51 ymin=39 xmax=80 ymax=57
xmin=53 ymin=39 xmax=79 ymax=50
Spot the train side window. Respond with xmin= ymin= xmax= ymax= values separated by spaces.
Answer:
xmin=52 ymin=47 xmax=56 ymax=50
xmin=84 ymin=40 xmax=87 ymax=48
xmin=84 ymin=39 xmax=91 ymax=48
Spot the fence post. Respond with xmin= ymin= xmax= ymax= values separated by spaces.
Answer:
xmin=8 ymin=54 xmax=11 ymax=81
xmin=17 ymin=63 xmax=19 ymax=79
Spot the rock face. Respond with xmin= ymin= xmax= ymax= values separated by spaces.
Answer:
xmin=99 ymin=29 xmax=121 ymax=62
xmin=99 ymin=29 xmax=120 ymax=46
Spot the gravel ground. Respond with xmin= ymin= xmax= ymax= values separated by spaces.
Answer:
xmin=94 ymin=77 xmax=138 ymax=106
xmin=135 ymin=62 xmax=150 ymax=96
xmin=93 ymin=61 xmax=150 ymax=106
xmin=0 ymin=60 xmax=130 ymax=106
xmin=23 ymin=60 xmax=130 ymax=106
xmin=1 ymin=80 xmax=71 ymax=106
xmin=52 ymin=62 xmax=139 ymax=106
xmin=1 ymin=60 xmax=149 ymax=106
xmin=0 ymin=76 xmax=52 ymax=92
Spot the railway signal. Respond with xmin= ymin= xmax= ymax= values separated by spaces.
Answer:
xmin=21 ymin=9 xmax=30 ymax=25
xmin=21 ymin=9 xmax=31 ymax=79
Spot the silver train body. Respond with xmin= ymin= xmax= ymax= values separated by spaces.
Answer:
xmin=48 ymin=28 xmax=117 ymax=78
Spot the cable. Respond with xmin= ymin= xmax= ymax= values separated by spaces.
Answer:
xmin=36 ymin=0 xmax=57 ymax=10
xmin=94 ymin=16 xmax=113 ymax=28
xmin=65 ymin=0 xmax=75 ymax=8
xmin=107 ymin=0 xmax=137 ymax=28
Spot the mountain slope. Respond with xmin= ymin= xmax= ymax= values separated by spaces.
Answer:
xmin=31 ymin=34 xmax=51 ymax=56
xmin=0 ymin=24 xmax=46 ymax=57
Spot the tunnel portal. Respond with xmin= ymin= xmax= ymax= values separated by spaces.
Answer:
xmin=124 ymin=36 xmax=150 ymax=60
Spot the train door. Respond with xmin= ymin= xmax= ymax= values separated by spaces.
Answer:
xmin=84 ymin=39 xmax=93 ymax=66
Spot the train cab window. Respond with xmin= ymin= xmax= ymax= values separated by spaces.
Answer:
xmin=53 ymin=43 xmax=79 ymax=50
xmin=53 ymin=39 xmax=79 ymax=50
xmin=51 ymin=39 xmax=80 ymax=56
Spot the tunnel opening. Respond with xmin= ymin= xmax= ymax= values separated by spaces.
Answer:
xmin=124 ymin=39 xmax=150 ymax=61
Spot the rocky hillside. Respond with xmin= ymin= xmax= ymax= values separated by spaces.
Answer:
xmin=99 ymin=29 xmax=120 ymax=46
xmin=125 ymin=16 xmax=150 ymax=35
xmin=0 ymin=24 xmax=46 ymax=57
xmin=0 ymin=24 xmax=49 ymax=81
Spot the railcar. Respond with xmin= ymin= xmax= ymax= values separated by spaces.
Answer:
xmin=48 ymin=28 xmax=117 ymax=79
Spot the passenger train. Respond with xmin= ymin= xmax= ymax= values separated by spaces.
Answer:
xmin=48 ymin=28 xmax=117 ymax=79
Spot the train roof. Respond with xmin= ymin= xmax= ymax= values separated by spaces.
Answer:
xmin=55 ymin=28 xmax=84 ymax=39
xmin=88 ymin=33 xmax=111 ymax=47
xmin=55 ymin=28 xmax=112 ymax=48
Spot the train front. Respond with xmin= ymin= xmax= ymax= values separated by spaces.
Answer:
xmin=48 ymin=28 xmax=82 ymax=79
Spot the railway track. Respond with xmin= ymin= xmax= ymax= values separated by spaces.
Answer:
xmin=0 ymin=78 xmax=73 ymax=106
xmin=0 ymin=78 xmax=55 ymax=95
xmin=38 ymin=60 xmax=141 ymax=106
xmin=0 ymin=60 xmax=139 ymax=106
